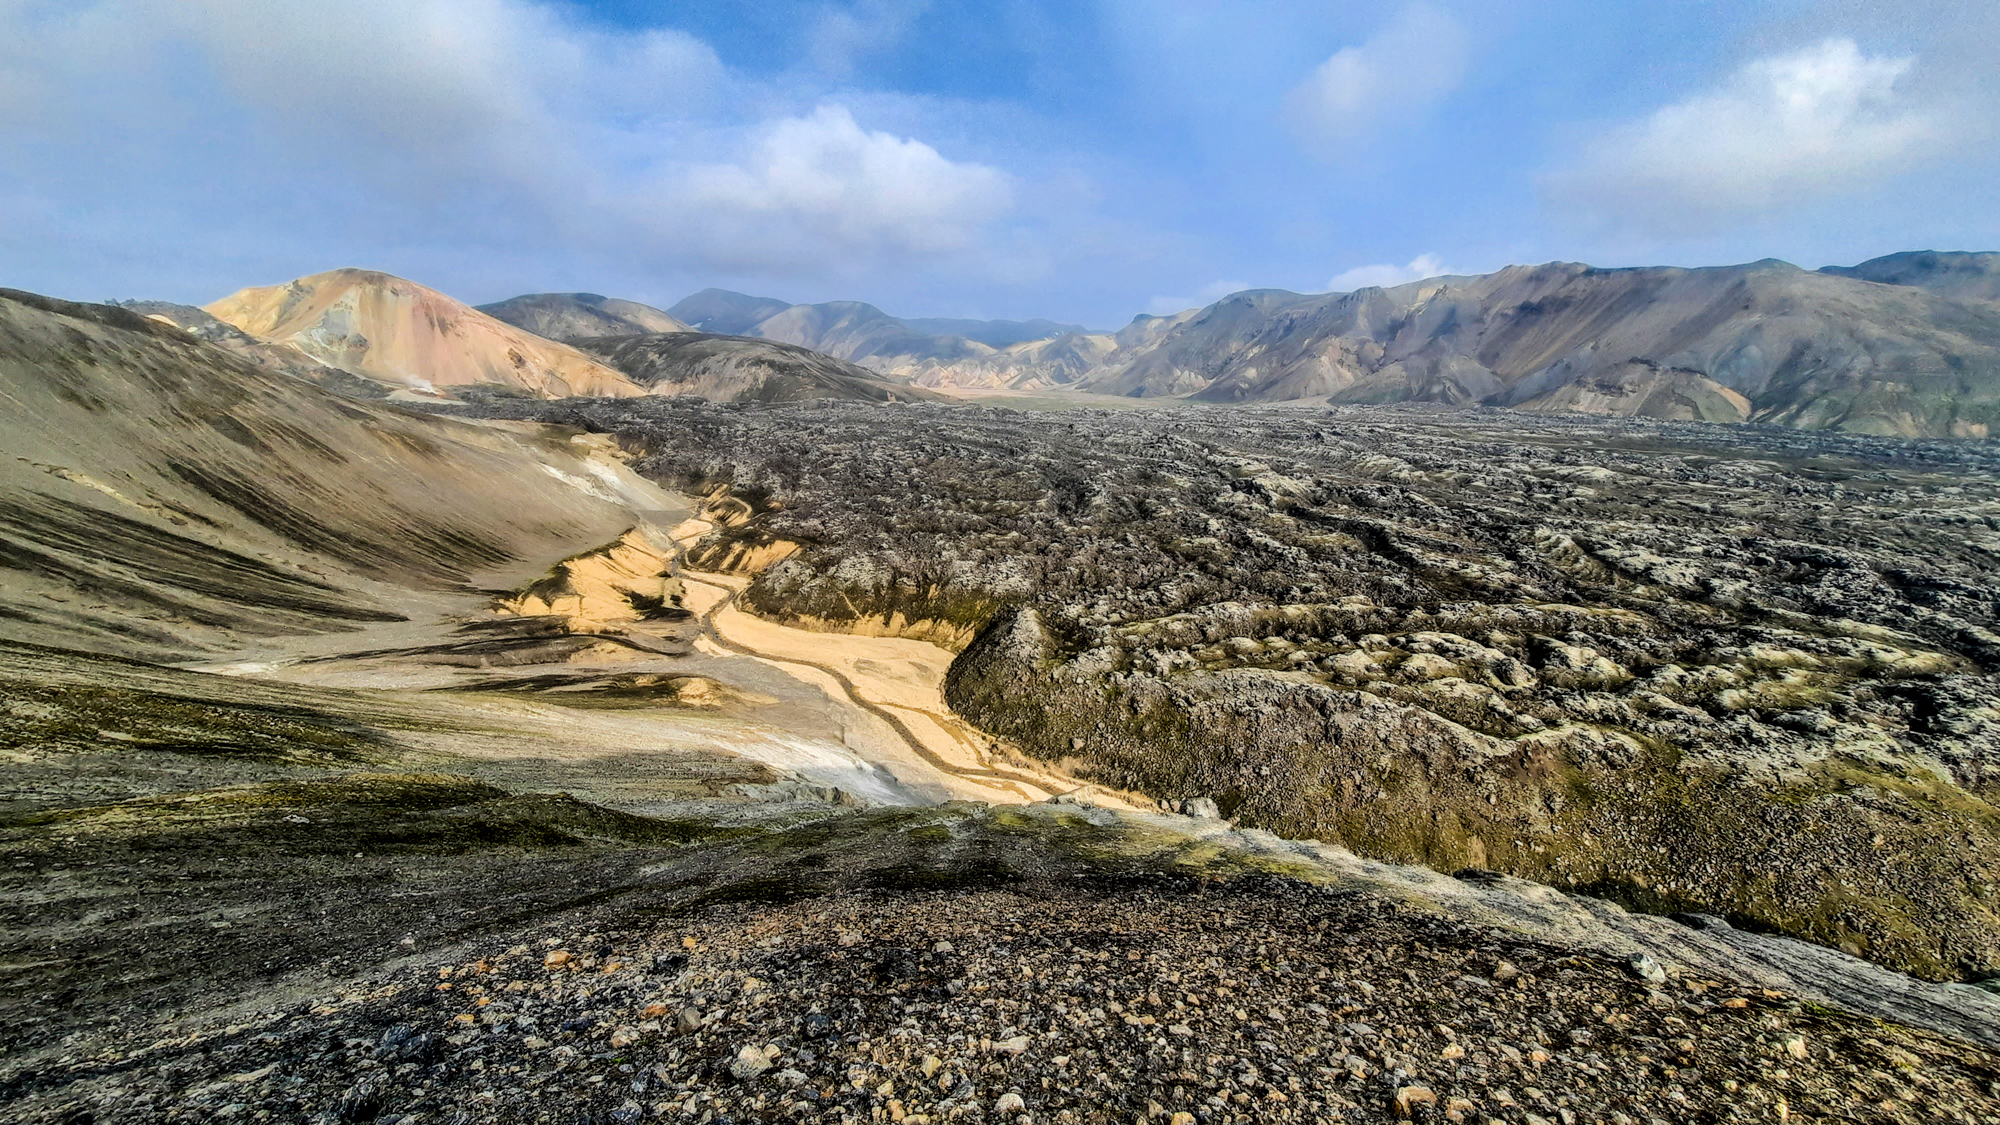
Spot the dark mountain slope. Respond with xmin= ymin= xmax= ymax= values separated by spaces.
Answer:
xmin=477 ymin=292 xmax=689 ymax=341
xmin=666 ymin=288 xmax=795 ymax=335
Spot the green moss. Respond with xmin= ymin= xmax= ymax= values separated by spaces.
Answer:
xmin=0 ymin=677 xmax=390 ymax=766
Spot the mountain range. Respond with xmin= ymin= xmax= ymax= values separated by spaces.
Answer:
xmin=117 ymin=250 xmax=2000 ymax=436
xmin=497 ymin=251 xmax=2000 ymax=438
xmin=137 ymin=270 xmax=921 ymax=405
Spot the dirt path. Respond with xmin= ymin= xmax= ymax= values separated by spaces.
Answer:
xmin=664 ymin=518 xmax=1144 ymax=809
xmin=679 ymin=573 xmax=1051 ymax=801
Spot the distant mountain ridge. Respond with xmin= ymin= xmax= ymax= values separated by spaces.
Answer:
xmin=661 ymin=288 xmax=1093 ymax=374
xmin=1820 ymin=250 xmax=2000 ymax=304
xmin=158 ymin=251 xmax=2000 ymax=435
xmin=571 ymin=332 xmax=944 ymax=404
xmin=476 ymin=292 xmax=689 ymax=340
xmin=865 ymin=253 xmax=1999 ymax=439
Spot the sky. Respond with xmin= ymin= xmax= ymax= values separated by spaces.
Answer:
xmin=2 ymin=0 xmax=1996 ymax=326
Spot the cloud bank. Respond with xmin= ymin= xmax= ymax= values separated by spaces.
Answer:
xmin=1546 ymin=38 xmax=1944 ymax=234
xmin=1283 ymin=4 xmax=1469 ymax=154
xmin=0 ymin=0 xmax=1018 ymax=291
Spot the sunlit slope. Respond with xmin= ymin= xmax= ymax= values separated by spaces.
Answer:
xmin=205 ymin=269 xmax=642 ymax=398
xmin=0 ymin=289 xmax=652 ymax=658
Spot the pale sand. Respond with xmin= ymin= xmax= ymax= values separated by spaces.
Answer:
xmin=191 ymin=478 xmax=1140 ymax=814
xmin=665 ymin=517 xmax=1150 ymax=810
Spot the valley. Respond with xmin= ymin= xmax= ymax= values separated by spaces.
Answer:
xmin=14 ymin=4 xmax=2000 ymax=1120
xmin=5 ymin=285 xmax=2000 ymax=1125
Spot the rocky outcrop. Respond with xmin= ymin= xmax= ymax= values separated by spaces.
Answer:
xmin=947 ymin=605 xmax=2000 ymax=982
xmin=739 ymin=555 xmax=1006 ymax=651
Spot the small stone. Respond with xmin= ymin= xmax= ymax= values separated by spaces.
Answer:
xmin=1394 ymin=1085 xmax=1438 ymax=1119
xmin=1170 ymin=1115 xmax=1196 ymax=1125
xmin=642 ymin=1002 xmax=670 ymax=1018
xmin=921 ymin=1055 xmax=942 ymax=1077
xmin=991 ymin=1035 xmax=1030 ymax=1056
xmin=729 ymin=1043 xmax=778 ymax=1081
xmin=608 ymin=1026 xmax=640 ymax=1049
xmin=543 ymin=950 xmax=572 ymax=969
xmin=1440 ymin=1043 xmax=1465 ymax=1060
xmin=1492 ymin=961 xmax=1521 ymax=983
xmin=1624 ymin=953 xmax=1667 ymax=985
xmin=611 ymin=1100 xmax=643 ymax=1124
xmin=933 ymin=941 xmax=955 ymax=954
xmin=1784 ymin=1034 xmax=1808 ymax=1059
xmin=994 ymin=1092 xmax=1026 ymax=1114
xmin=1181 ymin=797 xmax=1221 ymax=819
xmin=677 ymin=1007 xmax=704 ymax=1035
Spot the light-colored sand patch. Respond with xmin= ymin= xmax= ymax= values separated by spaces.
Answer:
xmin=676 ymin=567 xmax=1151 ymax=811
xmin=501 ymin=527 xmax=681 ymax=628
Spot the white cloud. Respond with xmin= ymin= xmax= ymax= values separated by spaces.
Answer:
xmin=1146 ymin=278 xmax=1248 ymax=315
xmin=1546 ymin=38 xmax=1945 ymax=234
xmin=1325 ymin=253 xmax=1460 ymax=292
xmin=1283 ymin=4 xmax=1469 ymax=153
xmin=0 ymin=0 xmax=1019 ymax=287
xmin=677 ymin=106 xmax=1012 ymax=268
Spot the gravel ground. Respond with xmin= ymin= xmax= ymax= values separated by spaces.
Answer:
xmin=11 ymin=877 xmax=1997 ymax=1125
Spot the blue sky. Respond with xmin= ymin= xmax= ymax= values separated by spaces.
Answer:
xmin=3 ymin=0 xmax=1995 ymax=325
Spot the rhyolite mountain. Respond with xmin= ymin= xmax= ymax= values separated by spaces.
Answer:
xmin=204 ymin=269 xmax=643 ymax=399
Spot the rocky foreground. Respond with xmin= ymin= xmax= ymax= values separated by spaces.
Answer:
xmin=9 ymin=863 xmax=1998 ymax=1125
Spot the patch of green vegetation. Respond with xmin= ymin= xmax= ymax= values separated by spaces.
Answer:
xmin=683 ymin=874 xmax=827 ymax=909
xmin=9 ymin=772 xmax=762 ymax=855
xmin=0 ymin=677 xmax=391 ymax=766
